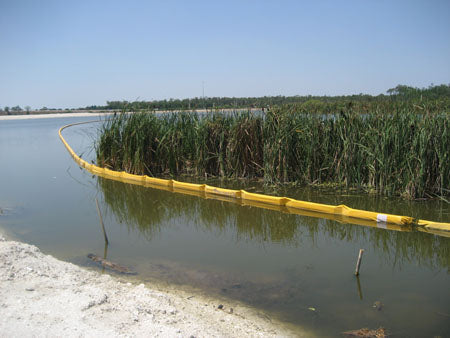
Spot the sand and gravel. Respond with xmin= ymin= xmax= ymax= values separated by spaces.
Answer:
xmin=0 ymin=112 xmax=112 ymax=120
xmin=0 ymin=232 xmax=309 ymax=337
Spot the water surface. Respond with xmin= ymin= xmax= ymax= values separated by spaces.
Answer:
xmin=0 ymin=117 xmax=449 ymax=337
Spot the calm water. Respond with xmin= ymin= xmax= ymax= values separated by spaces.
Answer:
xmin=0 ymin=117 xmax=449 ymax=337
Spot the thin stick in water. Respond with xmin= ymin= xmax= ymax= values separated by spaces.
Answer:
xmin=355 ymin=249 xmax=364 ymax=276
xmin=95 ymin=197 xmax=109 ymax=245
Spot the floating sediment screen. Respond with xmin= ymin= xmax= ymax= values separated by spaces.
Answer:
xmin=59 ymin=121 xmax=450 ymax=238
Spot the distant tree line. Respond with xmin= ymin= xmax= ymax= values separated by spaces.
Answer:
xmin=81 ymin=84 xmax=450 ymax=112
xmin=0 ymin=105 xmax=30 ymax=115
xmin=0 ymin=106 xmax=72 ymax=115
xmin=2 ymin=84 xmax=449 ymax=115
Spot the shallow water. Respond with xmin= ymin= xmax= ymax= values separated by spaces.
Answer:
xmin=0 ymin=117 xmax=449 ymax=337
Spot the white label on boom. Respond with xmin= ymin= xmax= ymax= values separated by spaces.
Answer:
xmin=377 ymin=214 xmax=388 ymax=228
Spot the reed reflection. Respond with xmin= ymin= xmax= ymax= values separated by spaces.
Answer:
xmin=98 ymin=177 xmax=449 ymax=270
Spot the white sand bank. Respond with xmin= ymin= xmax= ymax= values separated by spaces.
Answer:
xmin=0 ymin=112 xmax=112 ymax=121
xmin=0 ymin=232 xmax=309 ymax=337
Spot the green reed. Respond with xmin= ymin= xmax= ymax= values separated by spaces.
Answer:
xmin=96 ymin=108 xmax=449 ymax=199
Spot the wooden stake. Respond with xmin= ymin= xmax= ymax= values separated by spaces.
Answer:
xmin=355 ymin=249 xmax=364 ymax=276
xmin=95 ymin=198 xmax=109 ymax=245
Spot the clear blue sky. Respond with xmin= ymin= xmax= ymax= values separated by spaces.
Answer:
xmin=1 ymin=0 xmax=449 ymax=109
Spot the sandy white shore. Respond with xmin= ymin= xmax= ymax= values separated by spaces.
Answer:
xmin=0 ymin=108 xmax=261 ymax=121
xmin=0 ymin=232 xmax=308 ymax=337
xmin=0 ymin=112 xmax=112 ymax=121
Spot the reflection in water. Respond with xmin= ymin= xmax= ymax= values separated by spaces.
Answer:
xmin=98 ymin=177 xmax=449 ymax=272
xmin=97 ymin=177 xmax=450 ymax=336
xmin=355 ymin=276 xmax=363 ymax=300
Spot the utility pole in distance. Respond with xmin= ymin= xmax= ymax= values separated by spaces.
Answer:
xmin=202 ymin=81 xmax=205 ymax=110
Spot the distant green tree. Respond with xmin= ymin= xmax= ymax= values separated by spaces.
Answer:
xmin=25 ymin=106 xmax=31 ymax=114
xmin=86 ymin=84 xmax=450 ymax=112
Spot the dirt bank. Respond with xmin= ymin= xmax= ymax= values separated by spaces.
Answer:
xmin=0 ymin=112 xmax=112 ymax=121
xmin=0 ymin=233 xmax=308 ymax=337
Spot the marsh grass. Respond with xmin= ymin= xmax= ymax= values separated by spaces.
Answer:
xmin=96 ymin=107 xmax=449 ymax=199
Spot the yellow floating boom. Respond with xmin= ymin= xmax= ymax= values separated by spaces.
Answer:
xmin=59 ymin=121 xmax=450 ymax=238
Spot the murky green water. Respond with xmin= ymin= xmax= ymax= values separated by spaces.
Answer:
xmin=1 ymin=117 xmax=449 ymax=337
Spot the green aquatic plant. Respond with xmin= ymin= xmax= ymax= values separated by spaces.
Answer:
xmin=95 ymin=107 xmax=449 ymax=199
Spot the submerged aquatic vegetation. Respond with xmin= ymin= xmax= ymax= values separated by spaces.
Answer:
xmin=96 ymin=107 xmax=449 ymax=199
